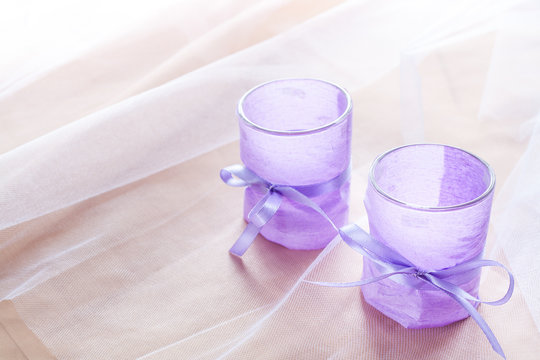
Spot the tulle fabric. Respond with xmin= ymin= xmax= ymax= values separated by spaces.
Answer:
xmin=1 ymin=0 xmax=540 ymax=358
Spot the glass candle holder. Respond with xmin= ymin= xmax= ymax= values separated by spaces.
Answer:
xmin=362 ymin=144 xmax=495 ymax=328
xmin=238 ymin=78 xmax=352 ymax=250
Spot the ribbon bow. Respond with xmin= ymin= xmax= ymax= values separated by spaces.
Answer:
xmin=220 ymin=164 xmax=350 ymax=256
xmin=308 ymin=224 xmax=515 ymax=359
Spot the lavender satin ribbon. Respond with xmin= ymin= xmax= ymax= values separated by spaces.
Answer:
xmin=220 ymin=164 xmax=351 ymax=256
xmin=307 ymin=224 xmax=514 ymax=359
xmin=220 ymin=164 xmax=514 ymax=358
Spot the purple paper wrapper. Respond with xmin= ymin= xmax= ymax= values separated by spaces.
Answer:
xmin=238 ymin=79 xmax=352 ymax=249
xmin=362 ymin=144 xmax=495 ymax=328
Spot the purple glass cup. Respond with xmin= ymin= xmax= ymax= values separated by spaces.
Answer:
xmin=238 ymin=78 xmax=352 ymax=250
xmin=362 ymin=144 xmax=495 ymax=328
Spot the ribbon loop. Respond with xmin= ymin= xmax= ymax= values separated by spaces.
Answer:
xmin=220 ymin=165 xmax=263 ymax=187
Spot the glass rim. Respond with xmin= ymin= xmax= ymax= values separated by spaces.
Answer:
xmin=237 ymin=78 xmax=352 ymax=136
xmin=368 ymin=143 xmax=496 ymax=211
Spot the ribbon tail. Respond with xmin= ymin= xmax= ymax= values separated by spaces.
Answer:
xmin=229 ymin=222 xmax=263 ymax=256
xmin=339 ymin=224 xmax=414 ymax=268
xmin=229 ymin=191 xmax=282 ymax=256
xmin=442 ymin=289 xmax=506 ymax=359
xmin=277 ymin=186 xmax=338 ymax=232
xmin=304 ymin=270 xmax=415 ymax=288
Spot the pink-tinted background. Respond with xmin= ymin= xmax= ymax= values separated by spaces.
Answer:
xmin=1 ymin=0 xmax=540 ymax=359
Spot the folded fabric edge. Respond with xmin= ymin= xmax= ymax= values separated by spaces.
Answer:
xmin=0 ymin=300 xmax=56 ymax=360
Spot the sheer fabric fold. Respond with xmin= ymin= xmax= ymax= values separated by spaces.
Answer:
xmin=1 ymin=0 xmax=539 ymax=358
